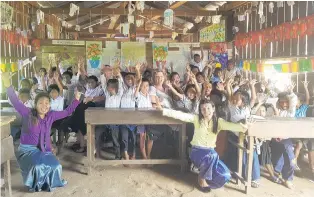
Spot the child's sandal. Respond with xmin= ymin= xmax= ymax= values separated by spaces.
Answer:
xmin=251 ymin=180 xmax=260 ymax=188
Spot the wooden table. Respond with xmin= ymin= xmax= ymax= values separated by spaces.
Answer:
xmin=85 ymin=108 xmax=188 ymax=175
xmin=1 ymin=116 xmax=16 ymax=197
xmin=234 ymin=117 xmax=314 ymax=194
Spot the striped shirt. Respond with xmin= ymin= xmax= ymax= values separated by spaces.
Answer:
xmin=136 ymin=92 xmax=153 ymax=108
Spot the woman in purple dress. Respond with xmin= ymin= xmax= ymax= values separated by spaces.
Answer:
xmin=2 ymin=72 xmax=81 ymax=192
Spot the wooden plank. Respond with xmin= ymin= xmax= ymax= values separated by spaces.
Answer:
xmin=1 ymin=136 xmax=15 ymax=164
xmin=248 ymin=118 xmax=314 ymax=138
xmin=245 ymin=136 xmax=254 ymax=194
xmin=4 ymin=160 xmax=12 ymax=197
xmin=40 ymin=7 xmax=232 ymax=16
xmin=85 ymin=109 xmax=184 ymax=125
xmin=180 ymin=124 xmax=187 ymax=172
xmin=86 ymin=123 xmax=95 ymax=175
xmin=93 ymin=159 xmax=182 ymax=166
xmin=237 ymin=133 xmax=244 ymax=186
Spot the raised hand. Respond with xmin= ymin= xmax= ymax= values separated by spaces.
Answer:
xmin=53 ymin=71 xmax=60 ymax=80
xmin=286 ymin=81 xmax=296 ymax=93
xmin=301 ymin=81 xmax=309 ymax=89
xmin=249 ymin=79 xmax=257 ymax=86
xmin=165 ymin=80 xmax=172 ymax=87
xmin=216 ymin=82 xmax=225 ymax=91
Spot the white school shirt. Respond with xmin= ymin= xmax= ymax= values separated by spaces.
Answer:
xmin=85 ymin=86 xmax=104 ymax=98
xmin=278 ymin=92 xmax=297 ymax=118
xmin=136 ymin=92 xmax=153 ymax=108
xmin=120 ymin=84 xmax=136 ymax=108
xmin=50 ymin=96 xmax=64 ymax=111
xmin=24 ymin=100 xmax=34 ymax=108
xmin=149 ymin=86 xmax=173 ymax=109
xmin=35 ymin=74 xmax=48 ymax=91
xmin=190 ymin=60 xmax=204 ymax=71
xmin=103 ymin=77 xmax=124 ymax=108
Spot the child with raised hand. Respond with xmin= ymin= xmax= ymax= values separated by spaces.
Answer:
xmin=1 ymin=72 xmax=81 ymax=192
xmin=32 ymin=62 xmax=48 ymax=91
xmin=158 ymin=99 xmax=250 ymax=191
xmin=134 ymin=77 xmax=153 ymax=159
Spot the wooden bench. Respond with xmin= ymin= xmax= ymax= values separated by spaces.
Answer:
xmin=231 ymin=117 xmax=314 ymax=194
xmin=85 ymin=108 xmax=188 ymax=175
xmin=1 ymin=116 xmax=16 ymax=197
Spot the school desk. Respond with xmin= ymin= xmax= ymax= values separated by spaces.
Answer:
xmin=231 ymin=117 xmax=314 ymax=194
xmin=1 ymin=115 xmax=16 ymax=197
xmin=85 ymin=108 xmax=188 ymax=175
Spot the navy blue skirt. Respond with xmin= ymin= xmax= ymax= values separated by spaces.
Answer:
xmin=190 ymin=146 xmax=231 ymax=189
xmin=16 ymin=144 xmax=67 ymax=192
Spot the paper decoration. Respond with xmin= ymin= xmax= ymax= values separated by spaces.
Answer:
xmin=121 ymin=42 xmax=146 ymax=66
xmin=149 ymin=31 xmax=154 ymax=38
xmin=238 ymin=60 xmax=244 ymax=68
xmin=136 ymin=19 xmax=144 ymax=27
xmin=195 ymin=16 xmax=204 ymax=24
xmin=36 ymin=10 xmax=44 ymax=24
xmin=172 ymin=32 xmax=178 ymax=40
xmin=291 ymin=61 xmax=299 ymax=72
xmin=212 ymin=15 xmax=221 ymax=24
xmin=121 ymin=23 xmax=129 ymax=35
xmin=128 ymin=3 xmax=135 ymax=15
xmin=232 ymin=26 xmax=239 ymax=34
xmin=299 ymin=59 xmax=312 ymax=72
xmin=235 ymin=14 xmax=314 ymax=47
xmin=185 ymin=22 xmax=194 ymax=30
xmin=153 ymin=43 xmax=168 ymax=69
xmin=238 ymin=15 xmax=246 ymax=21
xmin=0 ymin=63 xmax=5 ymax=72
xmin=277 ymin=1 xmax=284 ymax=8
xmin=136 ymin=1 xmax=145 ymax=12
xmin=164 ymin=9 xmax=174 ymax=28
xmin=128 ymin=15 xmax=135 ymax=24
xmin=259 ymin=15 xmax=266 ymax=24
xmin=209 ymin=42 xmax=228 ymax=53
xmin=258 ymin=2 xmax=264 ymax=18
xmin=252 ymin=2 xmax=259 ymax=7
xmin=281 ymin=64 xmax=290 ymax=73
xmin=269 ymin=2 xmax=274 ymax=13
xmin=1 ymin=3 xmax=13 ymax=24
xmin=69 ymin=3 xmax=80 ymax=17
xmin=75 ymin=25 xmax=80 ymax=31
xmin=89 ymin=27 xmax=93 ymax=33
xmin=183 ymin=28 xmax=188 ymax=35
xmin=287 ymin=1 xmax=295 ymax=6
xmin=199 ymin=20 xmax=225 ymax=42
xmin=62 ymin=20 xmax=67 ymax=27
xmin=250 ymin=62 xmax=257 ymax=72
xmin=86 ymin=41 xmax=102 ymax=76
xmin=257 ymin=63 xmax=264 ymax=72
xmin=99 ymin=18 xmax=105 ymax=25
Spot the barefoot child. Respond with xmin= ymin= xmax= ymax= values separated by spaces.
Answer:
xmin=159 ymin=99 xmax=249 ymax=191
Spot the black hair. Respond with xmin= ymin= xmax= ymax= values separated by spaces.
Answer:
xmin=39 ymin=67 xmax=47 ymax=75
xmin=32 ymin=77 xmax=38 ymax=85
xmin=30 ymin=92 xmax=50 ymax=125
xmin=196 ymin=72 xmax=205 ymax=78
xmin=234 ymin=89 xmax=250 ymax=107
xmin=48 ymin=84 xmax=60 ymax=94
xmin=194 ymin=54 xmax=200 ymax=58
xmin=51 ymin=66 xmax=57 ymax=72
xmin=107 ymin=78 xmax=119 ymax=93
xmin=141 ymin=78 xmax=150 ymax=83
xmin=184 ymin=84 xmax=197 ymax=96
xmin=214 ymin=67 xmax=222 ymax=76
xmin=198 ymin=99 xmax=218 ymax=134
xmin=190 ymin=65 xmax=200 ymax=72
xmin=66 ymin=66 xmax=72 ymax=72
xmin=18 ymin=88 xmax=31 ymax=96
xmin=170 ymin=72 xmax=179 ymax=81
xmin=62 ymin=71 xmax=73 ymax=79
xmin=215 ymin=102 xmax=231 ymax=121
xmin=20 ymin=78 xmax=31 ymax=86
xmin=88 ymin=75 xmax=98 ymax=83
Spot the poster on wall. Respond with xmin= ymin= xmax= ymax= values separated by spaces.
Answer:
xmin=102 ymin=41 xmax=121 ymax=67
xmin=0 ymin=2 xmax=13 ymax=25
xmin=153 ymin=43 xmax=168 ymax=70
xmin=121 ymin=42 xmax=146 ymax=67
xmin=199 ymin=20 xmax=225 ymax=42
xmin=86 ymin=41 xmax=102 ymax=77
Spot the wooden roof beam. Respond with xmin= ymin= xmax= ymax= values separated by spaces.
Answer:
xmin=71 ymin=28 xmax=192 ymax=35
xmin=40 ymin=8 xmax=232 ymax=16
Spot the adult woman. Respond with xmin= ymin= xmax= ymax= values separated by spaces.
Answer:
xmin=2 ymin=72 xmax=81 ymax=192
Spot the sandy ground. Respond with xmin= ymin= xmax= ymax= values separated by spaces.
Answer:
xmin=2 ymin=139 xmax=314 ymax=197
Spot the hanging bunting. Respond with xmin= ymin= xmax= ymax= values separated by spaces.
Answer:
xmin=164 ymin=9 xmax=174 ymax=28
xmin=36 ymin=10 xmax=44 ymax=24
xmin=257 ymin=63 xmax=264 ymax=72
xmin=212 ymin=15 xmax=222 ymax=24
xmin=136 ymin=1 xmax=145 ymax=13
xmin=287 ymin=1 xmax=295 ymax=6
xmin=277 ymin=1 xmax=284 ymax=8
xmin=299 ymin=59 xmax=312 ymax=72
xmin=194 ymin=16 xmax=204 ymax=24
xmin=250 ymin=62 xmax=257 ymax=72
xmin=269 ymin=2 xmax=274 ymax=13
xmin=75 ymin=25 xmax=80 ymax=31
xmin=128 ymin=2 xmax=135 ymax=15
xmin=311 ymin=58 xmax=314 ymax=70
xmin=206 ymin=16 xmax=212 ymax=23
xmin=171 ymin=32 xmax=178 ymax=40
xmin=281 ymin=64 xmax=290 ymax=73
xmin=89 ymin=27 xmax=93 ymax=33
xmin=291 ymin=61 xmax=299 ymax=72
xmin=136 ymin=19 xmax=144 ymax=27
xmin=258 ymin=2 xmax=264 ymax=18
xmin=69 ymin=3 xmax=79 ymax=17
xmin=238 ymin=15 xmax=246 ymax=22
xmin=128 ymin=15 xmax=135 ymax=24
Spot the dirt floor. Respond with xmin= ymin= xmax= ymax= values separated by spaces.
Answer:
xmin=3 ymin=138 xmax=314 ymax=197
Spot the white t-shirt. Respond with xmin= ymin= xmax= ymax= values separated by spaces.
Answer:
xmin=190 ymin=60 xmax=204 ymax=71
xmin=50 ymin=96 xmax=64 ymax=111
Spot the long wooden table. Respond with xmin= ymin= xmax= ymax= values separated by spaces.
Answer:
xmin=85 ymin=108 xmax=188 ymax=175
xmin=234 ymin=117 xmax=314 ymax=194
xmin=1 ymin=116 xmax=16 ymax=197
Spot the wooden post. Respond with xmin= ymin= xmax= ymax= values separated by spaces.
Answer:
xmin=86 ymin=123 xmax=95 ymax=175
xmin=237 ymin=133 xmax=244 ymax=185
xmin=4 ymin=160 xmax=12 ymax=197
xmin=180 ymin=123 xmax=187 ymax=172
xmin=245 ymin=136 xmax=254 ymax=194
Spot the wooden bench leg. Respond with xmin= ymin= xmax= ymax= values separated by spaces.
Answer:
xmin=86 ymin=124 xmax=95 ymax=175
xmin=4 ymin=160 xmax=12 ymax=197
xmin=245 ymin=136 xmax=254 ymax=194
xmin=237 ymin=133 xmax=244 ymax=186
xmin=180 ymin=124 xmax=187 ymax=173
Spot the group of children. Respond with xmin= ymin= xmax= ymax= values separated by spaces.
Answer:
xmin=3 ymin=49 xmax=314 ymax=192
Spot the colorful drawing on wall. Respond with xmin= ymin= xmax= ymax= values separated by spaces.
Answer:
xmin=121 ymin=42 xmax=146 ymax=66
xmin=213 ymin=52 xmax=228 ymax=69
xmin=86 ymin=41 xmax=102 ymax=76
xmin=153 ymin=43 xmax=168 ymax=69
xmin=199 ymin=20 xmax=225 ymax=42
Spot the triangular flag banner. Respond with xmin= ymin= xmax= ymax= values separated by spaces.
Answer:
xmin=257 ymin=63 xmax=264 ymax=72
xmin=273 ymin=64 xmax=282 ymax=72
xmin=311 ymin=58 xmax=314 ymax=70
xmin=299 ymin=59 xmax=312 ymax=72
xmin=0 ymin=63 xmax=6 ymax=72
xmin=238 ymin=60 xmax=243 ymax=68
xmin=250 ymin=62 xmax=257 ymax=72
xmin=281 ymin=63 xmax=290 ymax=73
xmin=243 ymin=61 xmax=250 ymax=70
xmin=291 ymin=61 xmax=299 ymax=72
xmin=11 ymin=62 xmax=18 ymax=72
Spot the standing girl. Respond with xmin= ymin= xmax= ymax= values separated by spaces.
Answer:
xmin=2 ymin=72 xmax=81 ymax=192
xmin=159 ymin=99 xmax=249 ymax=191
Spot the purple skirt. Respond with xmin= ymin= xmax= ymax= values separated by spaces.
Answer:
xmin=190 ymin=146 xmax=231 ymax=189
